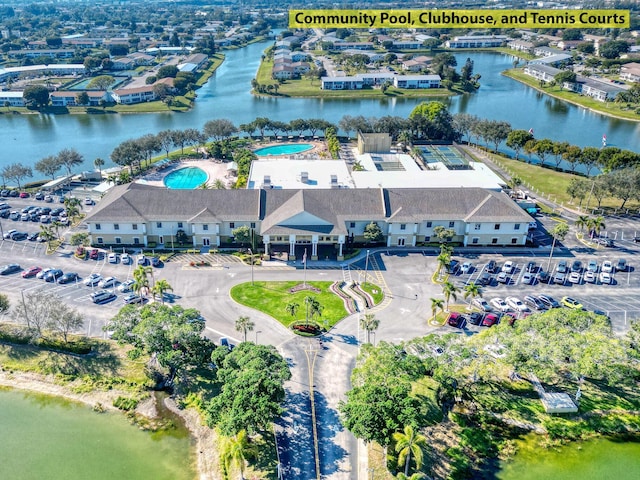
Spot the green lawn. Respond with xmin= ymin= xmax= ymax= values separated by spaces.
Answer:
xmin=361 ymin=282 xmax=384 ymax=306
xmin=504 ymin=68 xmax=640 ymax=122
xmin=230 ymin=281 xmax=348 ymax=328
xmin=489 ymin=153 xmax=640 ymax=211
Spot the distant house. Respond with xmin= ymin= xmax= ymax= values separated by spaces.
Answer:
xmin=112 ymin=56 xmax=137 ymax=70
xmin=446 ymin=35 xmax=507 ymax=48
xmin=576 ymin=78 xmax=625 ymax=102
xmin=392 ymin=40 xmax=422 ymax=50
xmin=7 ymin=49 xmax=75 ymax=59
xmin=393 ymin=75 xmax=440 ymax=89
xmin=532 ymin=46 xmax=564 ymax=57
xmin=402 ymin=57 xmax=432 ymax=72
xmin=0 ymin=91 xmax=25 ymax=107
xmin=523 ymin=64 xmax=561 ymax=83
xmin=508 ymin=40 xmax=534 ymax=53
xmin=620 ymin=62 xmax=640 ymax=82
xmin=272 ymin=64 xmax=295 ymax=80
xmin=321 ymin=76 xmax=363 ymax=90
xmin=110 ymin=85 xmax=156 ymax=104
xmin=529 ymin=53 xmax=573 ymax=66
xmin=329 ymin=41 xmax=374 ymax=51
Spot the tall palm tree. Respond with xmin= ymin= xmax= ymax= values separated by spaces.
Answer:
xmin=51 ymin=220 xmax=63 ymax=240
xmin=393 ymin=425 xmax=428 ymax=477
xmin=304 ymin=296 xmax=323 ymax=326
xmin=463 ymin=282 xmax=482 ymax=309
xmin=133 ymin=266 xmax=151 ymax=298
xmin=546 ymin=222 xmax=569 ymax=271
xmin=285 ymin=302 xmax=299 ymax=321
xmin=441 ymin=281 xmax=459 ymax=312
xmin=360 ymin=313 xmax=379 ymax=344
xmin=39 ymin=225 xmax=55 ymax=247
xmin=436 ymin=253 xmax=450 ymax=278
xmin=94 ymin=157 xmax=105 ymax=176
xmin=235 ymin=316 xmax=255 ymax=343
xmin=430 ymin=298 xmax=444 ymax=321
xmin=63 ymin=197 xmax=82 ymax=223
xmin=220 ymin=430 xmax=255 ymax=480
xmin=589 ymin=215 xmax=606 ymax=239
xmin=575 ymin=215 xmax=590 ymax=232
xmin=152 ymin=279 xmax=173 ymax=304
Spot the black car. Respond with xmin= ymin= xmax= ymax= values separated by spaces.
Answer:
xmin=57 ymin=272 xmax=79 ymax=284
xmin=8 ymin=190 xmax=19 ymax=197
xmin=43 ymin=269 xmax=63 ymax=282
xmin=0 ymin=209 xmax=10 ymax=218
xmin=0 ymin=190 xmax=9 ymax=197
xmin=524 ymin=295 xmax=546 ymax=310
xmin=486 ymin=260 xmax=497 ymax=273
xmin=538 ymin=294 xmax=560 ymax=309
xmin=27 ymin=232 xmax=40 ymax=241
xmin=478 ymin=272 xmax=491 ymax=286
xmin=467 ymin=312 xmax=483 ymax=325
xmin=571 ymin=260 xmax=583 ymax=273
xmin=151 ymin=256 xmax=162 ymax=267
xmin=0 ymin=263 xmax=21 ymax=275
xmin=10 ymin=232 xmax=28 ymax=241
xmin=537 ymin=270 xmax=550 ymax=283
xmin=526 ymin=261 xmax=537 ymax=273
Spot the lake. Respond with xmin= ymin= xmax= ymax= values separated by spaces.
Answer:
xmin=1 ymin=39 xmax=639 ymax=173
xmin=0 ymin=388 xmax=195 ymax=480
xmin=498 ymin=434 xmax=640 ymax=480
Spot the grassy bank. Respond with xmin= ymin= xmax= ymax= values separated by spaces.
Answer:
xmin=230 ymin=281 xmax=348 ymax=328
xmin=503 ymin=68 xmax=640 ymax=122
xmin=488 ymin=152 xmax=640 ymax=212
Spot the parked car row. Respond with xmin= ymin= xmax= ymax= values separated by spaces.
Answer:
xmin=86 ymin=250 xmax=162 ymax=268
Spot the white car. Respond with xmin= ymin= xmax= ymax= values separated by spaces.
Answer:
xmin=599 ymin=272 xmax=612 ymax=284
xmin=108 ymin=253 xmax=118 ymax=264
xmin=568 ymin=271 xmax=582 ymax=284
xmin=461 ymin=262 xmax=473 ymax=274
xmin=84 ymin=196 xmax=94 ymax=205
xmin=3 ymin=229 xmax=17 ymax=240
xmin=584 ymin=271 xmax=597 ymax=283
xmin=98 ymin=276 xmax=117 ymax=288
xmin=121 ymin=253 xmax=132 ymax=265
xmin=118 ymin=279 xmax=136 ymax=293
xmin=84 ymin=273 xmax=102 ymax=286
xmin=36 ymin=267 xmax=53 ymax=279
xmin=490 ymin=297 xmax=509 ymax=312
xmin=506 ymin=296 xmax=529 ymax=312
xmin=501 ymin=261 xmax=514 ymax=274
xmin=601 ymin=260 xmax=613 ymax=273
xmin=137 ymin=254 xmax=147 ymax=266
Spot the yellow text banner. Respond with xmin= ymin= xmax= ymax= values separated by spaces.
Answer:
xmin=289 ymin=9 xmax=630 ymax=29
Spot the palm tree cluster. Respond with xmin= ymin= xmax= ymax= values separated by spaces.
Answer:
xmin=575 ymin=214 xmax=606 ymax=239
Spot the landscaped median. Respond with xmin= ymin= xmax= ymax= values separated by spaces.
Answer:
xmin=229 ymin=281 xmax=349 ymax=332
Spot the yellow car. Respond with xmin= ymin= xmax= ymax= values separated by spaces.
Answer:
xmin=561 ymin=296 xmax=583 ymax=310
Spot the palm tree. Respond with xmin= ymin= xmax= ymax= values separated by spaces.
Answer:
xmin=235 ymin=316 xmax=255 ymax=343
xmin=589 ymin=215 xmax=606 ymax=239
xmin=63 ymin=197 xmax=82 ymax=223
xmin=360 ymin=313 xmax=379 ymax=344
xmin=133 ymin=265 xmax=152 ymax=298
xmin=94 ymin=157 xmax=105 ymax=176
xmin=430 ymin=298 xmax=444 ymax=321
xmin=507 ymin=175 xmax=523 ymax=191
xmin=546 ymin=222 xmax=569 ymax=271
xmin=285 ymin=302 xmax=299 ymax=321
xmin=304 ymin=296 xmax=323 ymax=326
xmin=220 ymin=430 xmax=255 ymax=480
xmin=463 ymin=282 xmax=482 ymax=309
xmin=441 ymin=281 xmax=459 ymax=312
xmin=436 ymin=253 xmax=450 ymax=278
xmin=152 ymin=279 xmax=173 ymax=304
xmin=575 ymin=215 xmax=590 ymax=232
xmin=393 ymin=425 xmax=428 ymax=477
xmin=39 ymin=225 xmax=55 ymax=247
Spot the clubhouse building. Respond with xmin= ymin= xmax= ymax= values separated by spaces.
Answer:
xmin=85 ymin=183 xmax=532 ymax=260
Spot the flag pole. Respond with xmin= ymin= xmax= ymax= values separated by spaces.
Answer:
xmin=303 ymin=248 xmax=307 ymax=286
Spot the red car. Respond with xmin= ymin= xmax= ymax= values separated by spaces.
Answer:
xmin=481 ymin=313 xmax=499 ymax=327
xmin=22 ymin=266 xmax=42 ymax=278
xmin=19 ymin=192 xmax=29 ymax=198
xmin=447 ymin=312 xmax=466 ymax=329
xmin=89 ymin=249 xmax=99 ymax=260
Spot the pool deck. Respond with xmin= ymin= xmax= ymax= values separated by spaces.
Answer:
xmin=135 ymin=159 xmax=233 ymax=188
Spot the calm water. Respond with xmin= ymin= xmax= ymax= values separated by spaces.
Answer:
xmin=2 ymin=39 xmax=640 ymax=173
xmin=498 ymin=434 xmax=640 ymax=480
xmin=0 ymin=388 xmax=195 ymax=480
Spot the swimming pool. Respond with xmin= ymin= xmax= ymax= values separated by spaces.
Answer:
xmin=254 ymin=143 xmax=314 ymax=156
xmin=163 ymin=167 xmax=208 ymax=189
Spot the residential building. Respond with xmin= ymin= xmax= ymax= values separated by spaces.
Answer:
xmin=272 ymin=64 xmax=295 ymax=80
xmin=508 ymin=40 xmax=534 ymax=53
xmin=110 ymin=85 xmax=156 ymax=104
xmin=0 ymin=91 xmax=25 ymax=107
xmin=393 ymin=75 xmax=440 ymax=89
xmin=7 ymin=49 xmax=75 ymax=59
xmin=321 ymin=73 xmax=439 ymax=90
xmin=529 ymin=53 xmax=573 ymax=66
xmin=445 ymin=35 xmax=507 ymax=48
xmin=84 ymin=183 xmax=532 ymax=258
xmin=532 ymin=46 xmax=564 ymax=57
xmin=621 ymin=62 xmax=640 ymax=82
xmin=523 ymin=64 xmax=561 ymax=83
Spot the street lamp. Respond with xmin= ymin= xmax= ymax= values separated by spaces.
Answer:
xmin=364 ymin=249 xmax=370 ymax=286
xmin=248 ymin=247 xmax=254 ymax=285
xmin=255 ymin=330 xmax=261 ymax=344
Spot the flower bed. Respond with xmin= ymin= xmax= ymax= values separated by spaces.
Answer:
xmin=289 ymin=284 xmax=321 ymax=294
xmin=330 ymin=281 xmax=357 ymax=314
xmin=291 ymin=323 xmax=322 ymax=336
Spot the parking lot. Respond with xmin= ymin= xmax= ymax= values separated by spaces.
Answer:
xmin=447 ymin=254 xmax=640 ymax=335
xmin=0 ymin=238 xmax=144 ymax=336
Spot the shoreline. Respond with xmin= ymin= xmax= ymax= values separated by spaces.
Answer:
xmin=0 ymin=368 xmax=216 ymax=480
xmin=502 ymin=69 xmax=640 ymax=123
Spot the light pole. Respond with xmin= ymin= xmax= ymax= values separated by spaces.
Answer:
xmin=248 ymin=247 xmax=254 ymax=285
xmin=255 ymin=329 xmax=261 ymax=344
xmin=364 ymin=249 xmax=370 ymax=286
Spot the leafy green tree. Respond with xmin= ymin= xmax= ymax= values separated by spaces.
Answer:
xmin=235 ymin=316 xmax=254 ymax=343
xmin=23 ymin=84 xmax=50 ymax=108
xmin=232 ymin=225 xmax=251 ymax=246
xmin=47 ymin=302 xmax=84 ymax=344
xmin=157 ymin=65 xmax=179 ymax=78
xmin=562 ymin=145 xmax=582 ymax=173
xmin=581 ymin=146 xmax=601 ymax=177
xmin=364 ymin=222 xmax=384 ymax=243
xmin=452 ymin=113 xmax=480 ymax=144
xmin=1 ymin=163 xmax=33 ymax=189
xmin=70 ymin=232 xmax=90 ymax=246
xmin=600 ymin=40 xmax=629 ymax=59
xmin=360 ymin=313 xmax=379 ymax=344
xmin=506 ymin=130 xmax=534 ymax=160
xmin=433 ymin=226 xmax=455 ymax=243
xmin=554 ymin=71 xmax=577 ymax=89
xmin=105 ymin=303 xmax=210 ymax=386
xmin=206 ymin=343 xmax=291 ymax=435
xmin=35 ymin=155 xmax=62 ymax=180
xmin=0 ymin=293 xmax=9 ymax=315
xmin=57 ymin=148 xmax=84 ymax=179
xmin=393 ymin=425 xmax=428 ymax=477
xmin=87 ymin=75 xmax=115 ymax=90
xmin=76 ymin=91 xmax=89 ymax=106
xmin=204 ymin=119 xmax=238 ymax=141
xmin=220 ymin=430 xmax=256 ymax=480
